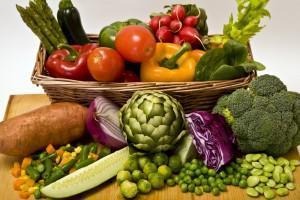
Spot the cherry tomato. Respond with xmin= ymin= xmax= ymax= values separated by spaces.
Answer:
xmin=87 ymin=47 xmax=125 ymax=82
xmin=115 ymin=25 xmax=156 ymax=63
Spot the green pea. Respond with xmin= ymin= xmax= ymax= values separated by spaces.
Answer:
xmin=259 ymin=176 xmax=268 ymax=183
xmin=264 ymin=189 xmax=275 ymax=199
xmin=245 ymin=154 xmax=254 ymax=162
xmin=193 ymin=178 xmax=201 ymax=186
xmin=183 ymin=175 xmax=192 ymax=184
xmin=255 ymin=186 xmax=264 ymax=194
xmin=236 ymin=158 xmax=243 ymax=164
xmin=247 ymin=176 xmax=260 ymax=187
xmin=195 ymin=186 xmax=203 ymax=195
xmin=266 ymin=179 xmax=276 ymax=188
xmin=225 ymin=166 xmax=234 ymax=174
xmin=218 ymin=183 xmax=227 ymax=191
xmin=166 ymin=178 xmax=176 ymax=186
xmin=189 ymin=163 xmax=198 ymax=171
xmin=252 ymin=162 xmax=263 ymax=169
xmin=251 ymin=168 xmax=263 ymax=176
xmin=231 ymin=162 xmax=240 ymax=171
xmin=276 ymin=157 xmax=289 ymax=166
xmin=195 ymin=169 xmax=201 ymax=176
xmin=263 ymin=164 xmax=275 ymax=172
xmin=216 ymin=178 xmax=223 ymax=185
xmin=219 ymin=171 xmax=227 ymax=178
xmin=184 ymin=162 xmax=191 ymax=169
xmin=174 ymin=175 xmax=180 ymax=183
xmin=209 ymin=182 xmax=217 ymax=188
xmin=239 ymin=179 xmax=247 ymax=188
xmin=259 ymin=157 xmax=269 ymax=166
xmin=268 ymin=156 xmax=277 ymax=165
xmin=275 ymin=183 xmax=284 ymax=189
xmin=290 ymin=159 xmax=300 ymax=166
xmin=232 ymin=178 xmax=240 ymax=186
xmin=276 ymin=188 xmax=289 ymax=196
xmin=286 ymin=182 xmax=295 ymax=190
xmin=208 ymin=169 xmax=216 ymax=176
xmin=208 ymin=177 xmax=215 ymax=184
xmin=273 ymin=166 xmax=283 ymax=183
xmin=223 ymin=177 xmax=232 ymax=185
xmin=246 ymin=187 xmax=259 ymax=197
xmin=188 ymin=183 xmax=195 ymax=192
xmin=280 ymin=173 xmax=289 ymax=184
xmin=178 ymin=180 xmax=184 ymax=185
xmin=201 ymin=166 xmax=208 ymax=174
xmin=203 ymin=185 xmax=211 ymax=193
xmin=212 ymin=187 xmax=220 ymax=196
xmin=179 ymin=172 xmax=185 ymax=179
xmin=186 ymin=170 xmax=195 ymax=177
xmin=241 ymin=163 xmax=253 ymax=170
xmin=201 ymin=178 xmax=208 ymax=186
xmin=234 ymin=173 xmax=241 ymax=180
xmin=199 ymin=174 xmax=204 ymax=179
xmin=284 ymin=165 xmax=293 ymax=182
xmin=181 ymin=183 xmax=188 ymax=192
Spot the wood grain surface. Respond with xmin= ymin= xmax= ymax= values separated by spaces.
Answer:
xmin=0 ymin=94 xmax=299 ymax=200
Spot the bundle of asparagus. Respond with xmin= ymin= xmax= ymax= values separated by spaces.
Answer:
xmin=16 ymin=0 xmax=67 ymax=53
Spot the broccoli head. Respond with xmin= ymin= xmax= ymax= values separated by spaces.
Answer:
xmin=213 ymin=74 xmax=300 ymax=156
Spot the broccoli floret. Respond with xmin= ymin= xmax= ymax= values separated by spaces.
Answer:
xmin=249 ymin=74 xmax=287 ymax=97
xmin=213 ymin=74 xmax=300 ymax=156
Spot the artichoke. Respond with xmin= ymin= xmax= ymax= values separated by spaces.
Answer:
xmin=119 ymin=91 xmax=187 ymax=153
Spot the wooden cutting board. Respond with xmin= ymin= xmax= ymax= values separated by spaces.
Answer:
xmin=1 ymin=94 xmax=300 ymax=200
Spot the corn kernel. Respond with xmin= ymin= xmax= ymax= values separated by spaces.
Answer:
xmin=71 ymin=152 xmax=77 ymax=158
xmin=75 ymin=146 xmax=82 ymax=154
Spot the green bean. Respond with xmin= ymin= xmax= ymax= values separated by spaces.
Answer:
xmin=268 ymin=156 xmax=277 ymax=165
xmin=273 ymin=166 xmax=283 ymax=183
xmin=247 ymin=176 xmax=260 ymax=187
xmin=246 ymin=187 xmax=259 ymax=197
xmin=286 ymin=182 xmax=295 ymax=190
xmin=62 ymin=159 xmax=77 ymax=172
xmin=259 ymin=157 xmax=269 ymax=166
xmin=40 ymin=152 xmax=57 ymax=162
xmin=79 ymin=145 xmax=90 ymax=161
xmin=259 ymin=176 xmax=268 ymax=183
xmin=61 ymin=144 xmax=75 ymax=152
xmin=264 ymin=172 xmax=273 ymax=178
xmin=280 ymin=173 xmax=289 ymax=184
xmin=252 ymin=162 xmax=263 ymax=169
xmin=241 ymin=163 xmax=253 ymax=170
xmin=26 ymin=165 xmax=40 ymax=181
xmin=262 ymin=186 xmax=271 ymax=191
xmin=245 ymin=154 xmax=254 ymax=162
xmin=283 ymin=166 xmax=293 ymax=182
xmin=264 ymin=189 xmax=275 ymax=199
xmin=276 ymin=157 xmax=289 ymax=166
xmin=276 ymin=188 xmax=289 ymax=196
xmin=45 ymin=168 xmax=65 ymax=185
xmin=263 ymin=164 xmax=274 ymax=172
xmin=252 ymin=154 xmax=262 ymax=161
xmin=75 ymin=158 xmax=95 ymax=170
xmin=266 ymin=179 xmax=276 ymax=188
xmin=254 ymin=186 xmax=264 ymax=194
xmin=251 ymin=168 xmax=263 ymax=176
xmin=274 ymin=183 xmax=284 ymax=189
xmin=42 ymin=158 xmax=53 ymax=179
xmin=89 ymin=143 xmax=98 ymax=153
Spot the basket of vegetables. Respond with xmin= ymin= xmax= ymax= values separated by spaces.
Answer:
xmin=25 ymin=0 xmax=268 ymax=112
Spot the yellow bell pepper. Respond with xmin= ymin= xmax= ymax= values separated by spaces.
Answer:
xmin=141 ymin=43 xmax=205 ymax=82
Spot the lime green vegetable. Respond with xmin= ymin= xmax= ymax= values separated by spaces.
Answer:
xmin=138 ymin=156 xmax=151 ymax=169
xmin=120 ymin=180 xmax=138 ymax=199
xmin=117 ymin=170 xmax=132 ymax=184
xmin=137 ymin=179 xmax=152 ymax=193
xmin=132 ymin=170 xmax=146 ymax=182
xmin=158 ymin=165 xmax=172 ymax=180
xmin=148 ymin=173 xmax=164 ymax=189
xmin=168 ymin=155 xmax=182 ymax=173
xmin=152 ymin=153 xmax=168 ymax=166
xmin=123 ymin=156 xmax=139 ymax=172
xmin=143 ymin=162 xmax=157 ymax=176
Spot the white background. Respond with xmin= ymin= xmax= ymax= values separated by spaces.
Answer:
xmin=0 ymin=0 xmax=299 ymax=118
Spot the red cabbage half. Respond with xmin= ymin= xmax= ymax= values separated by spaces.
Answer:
xmin=186 ymin=111 xmax=235 ymax=170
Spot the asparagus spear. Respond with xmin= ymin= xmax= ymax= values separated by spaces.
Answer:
xmin=35 ymin=0 xmax=67 ymax=43
xmin=16 ymin=4 xmax=54 ymax=53
xmin=26 ymin=6 xmax=61 ymax=48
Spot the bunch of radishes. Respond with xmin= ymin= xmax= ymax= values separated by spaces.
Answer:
xmin=149 ymin=4 xmax=204 ymax=48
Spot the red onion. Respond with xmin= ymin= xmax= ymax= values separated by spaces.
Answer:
xmin=86 ymin=96 xmax=127 ymax=150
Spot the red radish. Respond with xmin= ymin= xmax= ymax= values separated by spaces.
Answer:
xmin=156 ymin=26 xmax=174 ymax=43
xmin=149 ymin=16 xmax=161 ymax=33
xmin=171 ymin=5 xmax=186 ymax=21
xmin=173 ymin=35 xmax=184 ymax=45
xmin=178 ymin=26 xmax=202 ymax=47
xmin=159 ymin=15 xmax=172 ymax=27
xmin=170 ymin=20 xmax=182 ymax=33
xmin=184 ymin=16 xmax=199 ymax=27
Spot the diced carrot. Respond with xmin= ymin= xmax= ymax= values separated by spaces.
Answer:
xmin=56 ymin=148 xmax=64 ymax=157
xmin=20 ymin=184 xmax=29 ymax=192
xmin=18 ymin=191 xmax=30 ymax=199
xmin=25 ymin=179 xmax=35 ymax=187
xmin=46 ymin=144 xmax=56 ymax=154
xmin=13 ymin=178 xmax=25 ymax=191
xmin=11 ymin=162 xmax=21 ymax=178
xmin=21 ymin=157 xmax=32 ymax=170
xmin=59 ymin=157 xmax=71 ymax=166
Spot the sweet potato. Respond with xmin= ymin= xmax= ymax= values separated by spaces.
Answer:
xmin=0 ymin=102 xmax=87 ymax=157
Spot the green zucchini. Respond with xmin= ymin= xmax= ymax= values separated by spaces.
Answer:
xmin=41 ymin=147 xmax=129 ymax=198
xmin=57 ymin=0 xmax=90 ymax=44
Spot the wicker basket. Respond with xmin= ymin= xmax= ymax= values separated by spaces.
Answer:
xmin=31 ymin=34 xmax=256 ymax=112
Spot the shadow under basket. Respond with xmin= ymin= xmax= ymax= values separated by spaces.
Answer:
xmin=31 ymin=34 xmax=256 ymax=113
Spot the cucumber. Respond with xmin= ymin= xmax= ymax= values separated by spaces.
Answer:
xmin=41 ymin=147 xmax=129 ymax=198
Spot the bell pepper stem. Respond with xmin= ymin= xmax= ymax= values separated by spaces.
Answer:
xmin=159 ymin=43 xmax=192 ymax=69
xmin=57 ymin=43 xmax=79 ymax=61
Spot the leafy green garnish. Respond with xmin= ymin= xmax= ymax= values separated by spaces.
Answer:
xmin=195 ymin=40 xmax=265 ymax=81
xmin=223 ymin=0 xmax=271 ymax=44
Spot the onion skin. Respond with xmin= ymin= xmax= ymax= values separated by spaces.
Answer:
xmin=86 ymin=97 xmax=127 ymax=150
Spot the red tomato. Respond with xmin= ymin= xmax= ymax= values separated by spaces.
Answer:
xmin=115 ymin=25 xmax=156 ymax=63
xmin=87 ymin=47 xmax=125 ymax=82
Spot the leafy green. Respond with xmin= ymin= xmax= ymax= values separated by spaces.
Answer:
xmin=195 ymin=40 xmax=265 ymax=81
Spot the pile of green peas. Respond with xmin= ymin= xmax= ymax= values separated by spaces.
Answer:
xmin=172 ymin=158 xmax=250 ymax=196
xmin=242 ymin=153 xmax=300 ymax=199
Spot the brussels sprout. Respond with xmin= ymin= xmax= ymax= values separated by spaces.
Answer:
xmin=137 ymin=179 xmax=152 ymax=193
xmin=168 ymin=155 xmax=182 ymax=173
xmin=143 ymin=162 xmax=157 ymax=175
xmin=123 ymin=156 xmax=139 ymax=172
xmin=132 ymin=170 xmax=146 ymax=182
xmin=117 ymin=170 xmax=132 ymax=185
xmin=148 ymin=173 xmax=165 ymax=189
xmin=138 ymin=156 xmax=151 ymax=169
xmin=120 ymin=180 xmax=138 ymax=199
xmin=153 ymin=153 xmax=169 ymax=166
xmin=158 ymin=165 xmax=172 ymax=179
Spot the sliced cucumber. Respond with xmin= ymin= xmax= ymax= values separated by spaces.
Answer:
xmin=41 ymin=147 xmax=129 ymax=198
